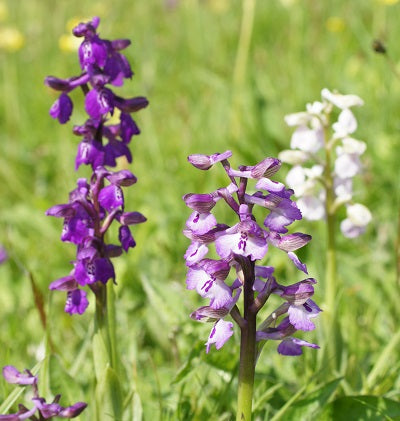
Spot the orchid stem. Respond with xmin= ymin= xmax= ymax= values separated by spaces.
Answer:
xmin=107 ymin=280 xmax=118 ymax=372
xmin=94 ymin=283 xmax=112 ymax=364
xmin=236 ymin=258 xmax=256 ymax=421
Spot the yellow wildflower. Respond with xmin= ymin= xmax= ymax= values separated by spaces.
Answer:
xmin=0 ymin=1 xmax=8 ymax=22
xmin=377 ymin=0 xmax=399 ymax=4
xmin=0 ymin=26 xmax=24 ymax=51
xmin=326 ymin=17 xmax=345 ymax=33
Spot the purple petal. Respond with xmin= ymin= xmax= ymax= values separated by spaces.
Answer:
xmin=65 ymin=289 xmax=89 ymax=315
xmin=119 ymin=226 xmax=136 ymax=251
xmin=184 ymin=242 xmax=209 ymax=266
xmin=186 ymin=211 xmax=217 ymax=235
xmin=215 ymin=221 xmax=268 ymax=261
xmin=49 ymin=93 xmax=73 ymax=124
xmin=0 ymin=247 xmax=7 ymax=264
xmin=183 ymin=193 xmax=217 ymax=213
xmin=190 ymin=305 xmax=230 ymax=322
xmin=120 ymin=113 xmax=140 ymax=143
xmin=32 ymin=398 xmax=62 ymax=418
xmin=187 ymin=150 xmax=232 ymax=170
xmin=186 ymin=268 xmax=232 ymax=309
xmin=58 ymin=402 xmax=87 ymax=418
xmin=119 ymin=211 xmax=147 ymax=225
xmin=205 ymin=319 xmax=233 ymax=353
xmin=49 ymin=274 xmax=78 ymax=291
xmin=288 ymin=299 xmax=321 ymax=331
xmin=98 ymin=185 xmax=124 ymax=211
xmin=288 ymin=251 xmax=308 ymax=274
xmin=61 ymin=217 xmax=94 ymax=245
xmin=113 ymin=95 xmax=149 ymax=113
xmin=279 ymin=278 xmax=316 ymax=305
xmin=277 ymin=337 xmax=320 ymax=356
xmin=106 ymin=170 xmax=137 ymax=186
xmin=46 ymin=204 xmax=76 ymax=218
xmin=78 ymin=37 xmax=107 ymax=69
xmin=277 ymin=233 xmax=312 ymax=252
xmin=2 ymin=366 xmax=37 ymax=385
xmin=85 ymin=88 xmax=114 ymax=119
xmin=75 ymin=139 xmax=105 ymax=170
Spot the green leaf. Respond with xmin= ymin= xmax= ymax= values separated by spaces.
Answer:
xmin=364 ymin=330 xmax=400 ymax=394
xmin=132 ymin=392 xmax=143 ymax=421
xmin=92 ymin=331 xmax=109 ymax=382
xmin=49 ymin=354 xmax=78 ymax=404
xmin=95 ymin=366 xmax=123 ymax=421
xmin=171 ymin=340 xmax=204 ymax=385
xmin=319 ymin=395 xmax=400 ymax=421
xmin=253 ymin=383 xmax=283 ymax=412
xmin=281 ymin=377 xmax=342 ymax=420
xmin=0 ymin=387 xmax=25 ymax=414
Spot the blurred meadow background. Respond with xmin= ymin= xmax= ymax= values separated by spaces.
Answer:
xmin=0 ymin=0 xmax=399 ymax=419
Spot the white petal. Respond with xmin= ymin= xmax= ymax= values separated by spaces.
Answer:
xmin=334 ymin=178 xmax=353 ymax=201
xmin=341 ymin=137 xmax=366 ymax=155
xmin=334 ymin=154 xmax=361 ymax=179
xmin=286 ymin=166 xmax=306 ymax=191
xmin=346 ymin=203 xmax=372 ymax=226
xmin=340 ymin=218 xmax=365 ymax=238
xmin=284 ymin=112 xmax=312 ymax=126
xmin=297 ymin=196 xmax=325 ymax=220
xmin=206 ymin=319 xmax=233 ymax=353
xmin=306 ymin=100 xmax=325 ymax=115
xmin=332 ymin=109 xmax=357 ymax=137
xmin=290 ymin=126 xmax=324 ymax=153
xmin=321 ymin=88 xmax=364 ymax=109
xmin=278 ymin=149 xmax=309 ymax=165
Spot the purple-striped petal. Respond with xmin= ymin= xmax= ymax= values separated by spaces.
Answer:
xmin=205 ymin=319 xmax=233 ymax=353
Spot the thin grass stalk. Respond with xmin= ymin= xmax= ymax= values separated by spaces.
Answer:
xmin=322 ymin=124 xmax=340 ymax=373
xmin=230 ymin=0 xmax=255 ymax=140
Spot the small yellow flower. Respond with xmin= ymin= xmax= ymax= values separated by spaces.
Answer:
xmin=206 ymin=0 xmax=229 ymax=13
xmin=377 ymin=0 xmax=399 ymax=4
xmin=58 ymin=33 xmax=80 ymax=53
xmin=326 ymin=17 xmax=345 ymax=33
xmin=0 ymin=26 xmax=24 ymax=51
xmin=0 ymin=1 xmax=8 ymax=22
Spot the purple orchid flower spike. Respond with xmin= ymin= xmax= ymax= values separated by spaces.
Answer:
xmin=183 ymin=151 xmax=320 ymax=355
xmin=45 ymin=18 xmax=147 ymax=314
xmin=183 ymin=150 xmax=320 ymax=418
xmin=0 ymin=366 xmax=87 ymax=419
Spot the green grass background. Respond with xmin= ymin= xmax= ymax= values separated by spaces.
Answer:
xmin=0 ymin=0 xmax=399 ymax=419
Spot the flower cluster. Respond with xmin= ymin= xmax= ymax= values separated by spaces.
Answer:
xmin=183 ymin=151 xmax=321 ymax=355
xmin=280 ymin=88 xmax=371 ymax=238
xmin=45 ymin=17 xmax=147 ymax=314
xmin=0 ymin=366 xmax=86 ymax=420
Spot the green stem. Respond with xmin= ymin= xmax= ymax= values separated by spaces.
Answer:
xmin=94 ymin=283 xmax=111 ymax=359
xmin=236 ymin=257 xmax=256 ymax=421
xmin=107 ymin=280 xmax=118 ymax=372
xmin=237 ymin=313 xmax=257 ymax=421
